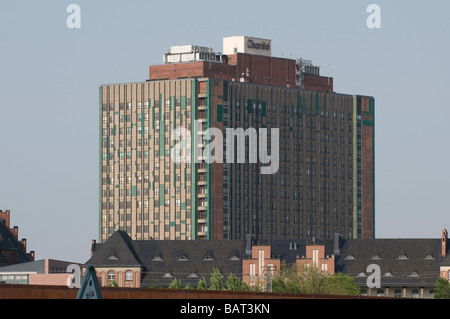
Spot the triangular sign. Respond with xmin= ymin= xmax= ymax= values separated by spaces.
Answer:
xmin=76 ymin=265 xmax=103 ymax=299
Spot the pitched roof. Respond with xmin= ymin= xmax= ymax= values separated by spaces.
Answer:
xmin=335 ymin=238 xmax=442 ymax=286
xmin=85 ymin=231 xmax=247 ymax=287
xmin=84 ymin=231 xmax=141 ymax=267
xmin=0 ymin=219 xmax=31 ymax=265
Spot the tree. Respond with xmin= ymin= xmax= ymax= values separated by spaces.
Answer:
xmin=272 ymin=262 xmax=360 ymax=296
xmin=327 ymin=272 xmax=361 ymax=296
xmin=226 ymin=273 xmax=248 ymax=291
xmin=434 ymin=277 xmax=450 ymax=299
xmin=209 ymin=268 xmax=224 ymax=290
xmin=168 ymin=278 xmax=182 ymax=289
xmin=197 ymin=277 xmax=209 ymax=290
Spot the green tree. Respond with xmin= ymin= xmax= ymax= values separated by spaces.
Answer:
xmin=327 ymin=272 xmax=361 ymax=296
xmin=226 ymin=273 xmax=248 ymax=291
xmin=434 ymin=277 xmax=450 ymax=299
xmin=272 ymin=262 xmax=360 ymax=296
xmin=197 ymin=277 xmax=209 ymax=290
xmin=209 ymin=268 xmax=224 ymax=290
xmin=168 ymin=278 xmax=182 ymax=289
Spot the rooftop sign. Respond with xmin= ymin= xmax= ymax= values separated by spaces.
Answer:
xmin=223 ymin=36 xmax=272 ymax=57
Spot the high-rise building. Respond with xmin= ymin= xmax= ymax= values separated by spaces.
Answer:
xmin=99 ymin=36 xmax=375 ymax=243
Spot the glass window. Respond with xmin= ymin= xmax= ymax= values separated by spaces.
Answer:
xmin=125 ymin=271 xmax=133 ymax=281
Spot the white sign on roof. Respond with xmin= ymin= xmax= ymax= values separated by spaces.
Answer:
xmin=223 ymin=36 xmax=272 ymax=57
xmin=76 ymin=266 xmax=102 ymax=299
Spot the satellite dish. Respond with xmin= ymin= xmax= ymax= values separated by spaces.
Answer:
xmin=240 ymin=77 xmax=245 ymax=83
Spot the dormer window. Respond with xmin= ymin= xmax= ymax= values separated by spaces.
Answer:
xmin=228 ymin=256 xmax=240 ymax=261
xmin=424 ymin=255 xmax=434 ymax=260
xmin=383 ymin=272 xmax=393 ymax=277
xmin=162 ymin=273 xmax=174 ymax=279
xmin=151 ymin=256 xmax=163 ymax=262
xmin=187 ymin=273 xmax=199 ymax=278
xmin=397 ymin=255 xmax=409 ymax=260
xmin=357 ymin=272 xmax=367 ymax=277
xmin=107 ymin=255 xmax=119 ymax=261
xmin=344 ymin=255 xmax=356 ymax=260
xmin=177 ymin=256 xmax=189 ymax=262
xmin=370 ymin=254 xmax=382 ymax=260
xmin=409 ymin=272 xmax=420 ymax=277
xmin=202 ymin=256 xmax=215 ymax=262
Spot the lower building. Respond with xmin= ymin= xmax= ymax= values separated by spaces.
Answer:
xmin=0 ymin=210 xmax=34 ymax=266
xmin=0 ymin=259 xmax=81 ymax=286
xmin=84 ymin=229 xmax=449 ymax=298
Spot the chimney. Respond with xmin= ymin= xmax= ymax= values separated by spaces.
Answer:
xmin=442 ymin=229 xmax=448 ymax=257
xmin=21 ymin=238 xmax=27 ymax=252
xmin=334 ymin=233 xmax=342 ymax=256
xmin=245 ymin=234 xmax=253 ymax=256
xmin=0 ymin=210 xmax=11 ymax=228
xmin=12 ymin=226 xmax=18 ymax=240
xmin=29 ymin=251 xmax=35 ymax=261
xmin=91 ymin=239 xmax=97 ymax=257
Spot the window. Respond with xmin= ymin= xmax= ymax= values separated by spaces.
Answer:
xmin=108 ymin=271 xmax=115 ymax=281
xmin=397 ymin=255 xmax=409 ymax=260
xmin=125 ymin=271 xmax=133 ymax=281
xmin=394 ymin=289 xmax=402 ymax=298
xmin=376 ymin=289 xmax=384 ymax=297
xmin=411 ymin=289 xmax=420 ymax=298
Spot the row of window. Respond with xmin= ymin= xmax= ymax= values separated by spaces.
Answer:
xmin=360 ymin=288 xmax=433 ymax=298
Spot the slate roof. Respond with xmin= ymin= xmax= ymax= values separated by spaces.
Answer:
xmin=0 ymin=219 xmax=32 ymax=265
xmin=335 ymin=238 xmax=443 ymax=287
xmin=85 ymin=231 xmax=248 ymax=288
xmin=86 ymin=231 xmax=447 ymax=288
xmin=0 ymin=260 xmax=46 ymax=273
xmin=256 ymin=238 xmax=336 ymax=264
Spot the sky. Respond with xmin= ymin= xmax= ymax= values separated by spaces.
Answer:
xmin=0 ymin=0 xmax=449 ymax=264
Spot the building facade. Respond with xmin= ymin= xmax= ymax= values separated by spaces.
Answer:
xmin=85 ymin=229 xmax=448 ymax=299
xmin=0 ymin=259 xmax=80 ymax=286
xmin=99 ymin=36 xmax=375 ymax=243
xmin=0 ymin=210 xmax=35 ymax=267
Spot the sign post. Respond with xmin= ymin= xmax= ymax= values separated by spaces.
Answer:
xmin=76 ymin=265 xmax=103 ymax=299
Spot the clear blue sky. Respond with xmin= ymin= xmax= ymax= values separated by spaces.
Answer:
xmin=0 ymin=0 xmax=449 ymax=263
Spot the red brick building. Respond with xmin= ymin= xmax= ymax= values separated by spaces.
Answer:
xmin=0 ymin=210 xmax=34 ymax=266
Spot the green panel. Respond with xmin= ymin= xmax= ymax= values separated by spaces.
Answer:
xmin=160 ymin=184 xmax=165 ymax=206
xmin=181 ymin=96 xmax=187 ymax=110
xmin=160 ymin=115 xmax=165 ymax=157
xmin=132 ymin=186 xmax=137 ymax=197
xmin=371 ymin=97 xmax=376 ymax=238
xmin=191 ymin=80 xmax=198 ymax=239
xmin=141 ymin=111 xmax=145 ymax=137
xmin=98 ymin=86 xmax=103 ymax=242
xmin=206 ymin=79 xmax=212 ymax=240
xmin=315 ymin=92 xmax=320 ymax=116
xmin=217 ymin=104 xmax=223 ymax=123
xmin=261 ymin=101 xmax=266 ymax=117
xmin=151 ymin=99 xmax=155 ymax=129
xmin=352 ymin=96 xmax=358 ymax=239
xmin=248 ymin=100 xmax=253 ymax=113
xmin=170 ymin=222 xmax=175 ymax=227
xmin=363 ymin=120 xmax=373 ymax=126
